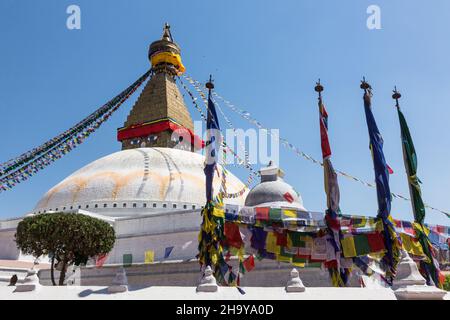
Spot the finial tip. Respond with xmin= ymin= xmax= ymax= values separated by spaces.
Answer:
xmin=360 ymin=77 xmax=371 ymax=90
xmin=206 ymin=75 xmax=214 ymax=90
xmin=392 ymin=86 xmax=401 ymax=100
xmin=314 ymin=80 xmax=324 ymax=93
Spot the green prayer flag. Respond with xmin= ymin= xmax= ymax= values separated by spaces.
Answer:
xmin=239 ymin=261 xmax=246 ymax=274
xmin=397 ymin=107 xmax=426 ymax=223
xmin=288 ymin=232 xmax=303 ymax=247
xmin=123 ymin=253 xmax=133 ymax=267
xmin=269 ymin=208 xmax=282 ymax=222
xmin=354 ymin=234 xmax=371 ymax=256
xmin=397 ymin=105 xmax=441 ymax=287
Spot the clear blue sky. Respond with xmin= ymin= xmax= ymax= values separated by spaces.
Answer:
xmin=0 ymin=0 xmax=449 ymax=226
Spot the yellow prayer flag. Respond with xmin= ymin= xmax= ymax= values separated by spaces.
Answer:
xmin=283 ymin=209 xmax=297 ymax=218
xmin=292 ymin=262 xmax=306 ymax=268
xmin=412 ymin=222 xmax=430 ymax=236
xmin=266 ymin=232 xmax=281 ymax=254
xmin=145 ymin=250 xmax=155 ymax=264
xmin=277 ymin=254 xmax=292 ymax=263
xmin=212 ymin=208 xmax=225 ymax=218
xmin=400 ymin=234 xmax=424 ymax=257
xmin=341 ymin=236 xmax=357 ymax=257
xmin=375 ymin=220 xmax=384 ymax=233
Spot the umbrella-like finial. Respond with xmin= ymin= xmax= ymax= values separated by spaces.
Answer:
xmin=360 ymin=77 xmax=371 ymax=90
xmin=206 ymin=74 xmax=214 ymax=90
xmin=392 ymin=86 xmax=401 ymax=108
xmin=315 ymin=79 xmax=324 ymax=93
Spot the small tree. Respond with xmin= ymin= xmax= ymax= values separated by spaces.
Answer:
xmin=15 ymin=213 xmax=116 ymax=285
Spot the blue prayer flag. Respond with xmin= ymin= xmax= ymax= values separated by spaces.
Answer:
xmin=164 ymin=246 xmax=174 ymax=259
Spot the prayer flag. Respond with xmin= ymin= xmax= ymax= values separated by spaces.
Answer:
xmin=145 ymin=250 xmax=154 ymax=264
xmin=95 ymin=254 xmax=108 ymax=268
xmin=243 ymin=255 xmax=255 ymax=272
xmin=255 ymin=207 xmax=270 ymax=221
xmin=266 ymin=232 xmax=281 ymax=254
xmin=224 ymin=222 xmax=243 ymax=248
xmin=396 ymin=101 xmax=442 ymax=287
xmin=251 ymin=227 xmax=267 ymax=251
xmin=354 ymin=234 xmax=371 ymax=256
xmin=204 ymin=89 xmax=221 ymax=202
xmin=367 ymin=232 xmax=385 ymax=252
xmin=164 ymin=246 xmax=174 ymax=259
xmin=341 ymin=236 xmax=356 ymax=257
xmin=400 ymin=234 xmax=424 ymax=256
xmin=362 ymin=84 xmax=399 ymax=281
xmin=123 ymin=253 xmax=133 ymax=267
xmin=269 ymin=208 xmax=282 ymax=222
xmin=316 ymin=83 xmax=348 ymax=286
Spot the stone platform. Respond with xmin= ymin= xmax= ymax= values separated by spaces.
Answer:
xmin=37 ymin=259 xmax=361 ymax=288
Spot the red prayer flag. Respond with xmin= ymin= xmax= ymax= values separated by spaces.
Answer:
xmin=319 ymin=104 xmax=332 ymax=159
xmin=225 ymin=251 xmax=231 ymax=262
xmin=243 ymin=255 xmax=255 ymax=272
xmin=387 ymin=164 xmax=394 ymax=175
xmin=393 ymin=219 xmax=402 ymax=228
xmin=366 ymin=233 xmax=385 ymax=252
xmin=96 ymin=254 xmax=108 ymax=268
xmin=275 ymin=232 xmax=288 ymax=246
xmin=255 ymin=207 xmax=270 ymax=221
xmin=224 ymin=222 xmax=243 ymax=248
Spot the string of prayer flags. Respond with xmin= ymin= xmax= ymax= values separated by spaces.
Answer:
xmin=0 ymin=70 xmax=151 ymax=193
xmin=178 ymin=75 xmax=257 ymax=199
xmin=185 ymin=74 xmax=450 ymax=219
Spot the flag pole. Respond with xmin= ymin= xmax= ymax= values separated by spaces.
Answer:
xmin=197 ymin=74 xmax=227 ymax=285
xmin=314 ymin=80 xmax=350 ymax=287
xmin=360 ymin=78 xmax=401 ymax=285
xmin=392 ymin=87 xmax=443 ymax=287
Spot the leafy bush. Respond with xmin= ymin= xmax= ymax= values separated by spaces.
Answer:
xmin=444 ymin=274 xmax=450 ymax=291
xmin=15 ymin=213 xmax=116 ymax=285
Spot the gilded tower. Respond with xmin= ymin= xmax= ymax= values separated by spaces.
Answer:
xmin=117 ymin=24 xmax=198 ymax=151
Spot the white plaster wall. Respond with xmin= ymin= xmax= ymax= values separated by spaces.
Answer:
xmin=114 ymin=210 xmax=201 ymax=237
xmin=106 ymin=230 xmax=199 ymax=264
xmin=0 ymin=230 xmax=19 ymax=260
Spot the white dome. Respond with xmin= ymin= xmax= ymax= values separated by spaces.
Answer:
xmin=34 ymin=148 xmax=248 ymax=216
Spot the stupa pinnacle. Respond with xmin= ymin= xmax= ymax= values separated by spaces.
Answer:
xmin=117 ymin=24 xmax=197 ymax=151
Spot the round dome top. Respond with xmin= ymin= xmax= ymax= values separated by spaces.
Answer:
xmin=34 ymin=148 xmax=248 ymax=217
xmin=149 ymin=24 xmax=181 ymax=59
xmin=244 ymin=164 xmax=305 ymax=210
